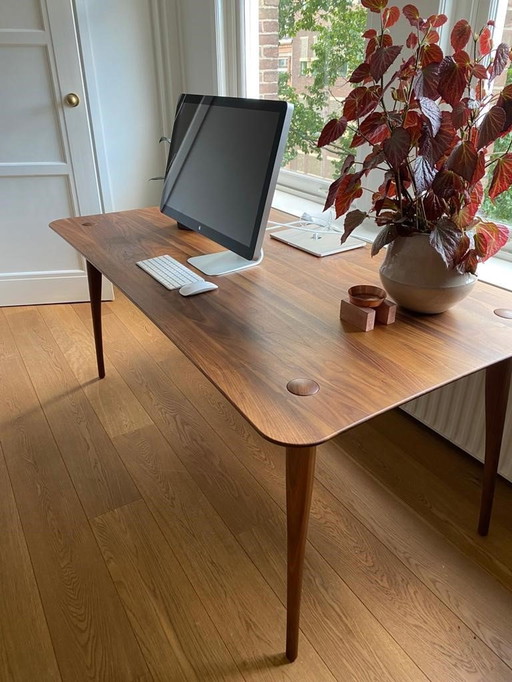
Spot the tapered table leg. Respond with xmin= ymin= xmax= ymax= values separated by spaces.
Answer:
xmin=286 ymin=445 xmax=316 ymax=662
xmin=478 ymin=358 xmax=512 ymax=535
xmin=86 ymin=260 xmax=105 ymax=379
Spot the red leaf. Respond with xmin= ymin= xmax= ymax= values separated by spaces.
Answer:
xmin=496 ymin=84 xmax=512 ymax=134
xmin=425 ymin=30 xmax=440 ymax=44
xmin=489 ymin=43 xmax=510 ymax=80
xmin=427 ymin=14 xmax=447 ymax=28
xmin=324 ymin=177 xmax=341 ymax=211
xmin=446 ymin=141 xmax=478 ymax=182
xmin=421 ymin=111 xmax=456 ymax=164
xmin=419 ymin=97 xmax=441 ymax=135
xmin=363 ymin=29 xmax=377 ymax=38
xmin=423 ymin=192 xmax=444 ymax=220
xmin=451 ymin=101 xmax=470 ymax=129
xmin=358 ymin=111 xmax=390 ymax=145
xmin=403 ymin=4 xmax=421 ymax=27
xmin=414 ymin=156 xmax=436 ymax=193
xmin=477 ymin=106 xmax=506 ymax=149
xmin=420 ymin=43 xmax=444 ymax=66
xmin=349 ymin=62 xmax=371 ymax=83
xmin=371 ymin=224 xmax=399 ymax=256
xmin=317 ymin=117 xmax=348 ymax=148
xmin=454 ymin=182 xmax=483 ymax=228
xmin=478 ymin=27 xmax=492 ymax=56
xmin=438 ymin=54 xmax=470 ymax=106
xmin=365 ymin=37 xmax=378 ymax=60
xmin=361 ymin=0 xmax=388 ymax=12
xmin=343 ymin=209 xmax=367 ymax=241
xmin=474 ymin=221 xmax=509 ymax=260
xmin=406 ymin=32 xmax=418 ymax=49
xmin=403 ymin=110 xmax=423 ymax=142
xmin=413 ymin=62 xmax=440 ymax=99
xmin=383 ymin=127 xmax=411 ymax=169
xmin=334 ymin=173 xmax=363 ymax=217
xmin=457 ymin=248 xmax=479 ymax=274
xmin=343 ymin=86 xmax=380 ymax=121
xmin=488 ymin=154 xmax=512 ymax=200
xmin=429 ymin=218 xmax=461 ymax=267
xmin=472 ymin=151 xmax=486 ymax=184
xmin=324 ymin=155 xmax=357 ymax=209
xmin=453 ymin=234 xmax=470 ymax=265
xmin=472 ymin=64 xmax=488 ymax=79
xmin=450 ymin=19 xmax=471 ymax=51
xmin=432 ymin=169 xmax=465 ymax=198
xmin=383 ymin=6 xmax=400 ymax=28
xmin=370 ymin=45 xmax=402 ymax=81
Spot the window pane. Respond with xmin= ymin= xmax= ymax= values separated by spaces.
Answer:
xmin=481 ymin=1 xmax=512 ymax=233
xmin=250 ymin=0 xmax=367 ymax=181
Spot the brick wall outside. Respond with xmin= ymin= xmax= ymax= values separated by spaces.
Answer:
xmin=259 ymin=0 xmax=279 ymax=98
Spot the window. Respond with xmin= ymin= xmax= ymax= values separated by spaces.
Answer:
xmin=244 ymin=0 xmax=367 ymax=201
xmin=473 ymin=0 xmax=512 ymax=259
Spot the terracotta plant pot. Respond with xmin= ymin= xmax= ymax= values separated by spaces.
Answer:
xmin=379 ymin=234 xmax=477 ymax=314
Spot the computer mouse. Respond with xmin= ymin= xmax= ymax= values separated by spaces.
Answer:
xmin=179 ymin=280 xmax=219 ymax=296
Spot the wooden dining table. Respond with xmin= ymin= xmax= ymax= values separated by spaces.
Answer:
xmin=50 ymin=206 xmax=512 ymax=661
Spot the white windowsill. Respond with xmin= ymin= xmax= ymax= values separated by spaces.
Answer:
xmin=271 ymin=189 xmax=512 ymax=293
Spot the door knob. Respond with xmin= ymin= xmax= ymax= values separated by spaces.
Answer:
xmin=64 ymin=93 xmax=80 ymax=107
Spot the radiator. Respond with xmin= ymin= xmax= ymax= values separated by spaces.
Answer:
xmin=402 ymin=370 xmax=512 ymax=483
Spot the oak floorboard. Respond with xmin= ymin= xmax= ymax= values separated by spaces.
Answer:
xmin=3 ymin=306 xmax=140 ymax=518
xmin=0 ymin=310 xmax=150 ymax=682
xmin=317 ymin=437 xmax=512 ymax=668
xmin=0 ymin=445 xmax=62 ymax=682
xmin=40 ymin=303 xmax=153 ymax=438
xmin=108 ymin=289 xmax=512 ymax=675
xmin=112 ymin=425 xmax=335 ymax=681
xmin=92 ymin=499 xmax=242 ymax=682
xmin=99 ymin=298 xmax=508 ymax=680
xmin=331 ymin=414 xmax=512 ymax=589
xmin=360 ymin=408 xmax=512 ymax=538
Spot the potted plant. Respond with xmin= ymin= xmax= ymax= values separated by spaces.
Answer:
xmin=318 ymin=1 xmax=511 ymax=312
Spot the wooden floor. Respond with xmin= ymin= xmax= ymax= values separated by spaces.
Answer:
xmin=1 ymin=291 xmax=512 ymax=682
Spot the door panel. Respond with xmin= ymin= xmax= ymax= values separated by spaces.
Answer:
xmin=0 ymin=45 xmax=64 ymax=162
xmin=0 ymin=176 xmax=79 ymax=273
xmin=0 ymin=0 xmax=112 ymax=305
xmin=0 ymin=0 xmax=44 ymax=30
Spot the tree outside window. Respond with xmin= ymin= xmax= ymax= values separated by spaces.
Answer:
xmin=255 ymin=0 xmax=367 ymax=180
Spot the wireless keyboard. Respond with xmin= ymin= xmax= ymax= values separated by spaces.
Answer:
xmin=136 ymin=254 xmax=204 ymax=290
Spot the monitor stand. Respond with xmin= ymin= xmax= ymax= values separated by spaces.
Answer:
xmin=188 ymin=249 xmax=263 ymax=276
xmin=270 ymin=228 xmax=365 ymax=257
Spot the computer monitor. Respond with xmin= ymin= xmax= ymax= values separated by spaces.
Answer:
xmin=160 ymin=94 xmax=293 ymax=275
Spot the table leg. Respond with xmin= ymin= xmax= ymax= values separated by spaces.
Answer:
xmin=478 ymin=358 xmax=512 ymax=535
xmin=86 ymin=260 xmax=105 ymax=379
xmin=286 ymin=445 xmax=316 ymax=662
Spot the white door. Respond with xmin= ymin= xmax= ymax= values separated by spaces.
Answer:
xmin=0 ymin=0 xmax=113 ymax=305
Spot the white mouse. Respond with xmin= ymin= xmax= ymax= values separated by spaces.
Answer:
xmin=179 ymin=280 xmax=218 ymax=296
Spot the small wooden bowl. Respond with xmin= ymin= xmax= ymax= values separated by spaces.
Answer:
xmin=348 ymin=284 xmax=386 ymax=308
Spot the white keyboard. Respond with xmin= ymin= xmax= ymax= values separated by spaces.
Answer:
xmin=136 ymin=254 xmax=204 ymax=290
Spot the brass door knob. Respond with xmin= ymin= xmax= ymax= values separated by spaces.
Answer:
xmin=65 ymin=93 xmax=80 ymax=107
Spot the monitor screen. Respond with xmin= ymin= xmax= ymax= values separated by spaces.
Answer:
xmin=160 ymin=94 xmax=292 ymax=274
